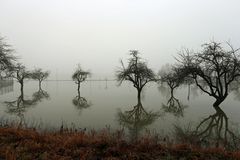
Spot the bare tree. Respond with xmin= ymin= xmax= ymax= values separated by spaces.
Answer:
xmin=9 ymin=63 xmax=31 ymax=94
xmin=0 ymin=36 xmax=16 ymax=78
xmin=158 ymin=64 xmax=186 ymax=97
xmin=31 ymin=68 xmax=50 ymax=89
xmin=176 ymin=41 xmax=240 ymax=108
xmin=72 ymin=65 xmax=91 ymax=95
xmin=116 ymin=50 xmax=156 ymax=104
xmin=158 ymin=65 xmax=188 ymax=117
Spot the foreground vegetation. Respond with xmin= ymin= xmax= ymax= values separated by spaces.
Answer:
xmin=0 ymin=125 xmax=240 ymax=160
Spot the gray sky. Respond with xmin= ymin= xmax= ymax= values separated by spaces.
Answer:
xmin=1 ymin=0 xmax=240 ymax=80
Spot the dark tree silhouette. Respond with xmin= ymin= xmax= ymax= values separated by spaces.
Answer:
xmin=176 ymin=41 xmax=240 ymax=107
xmin=9 ymin=63 xmax=31 ymax=94
xmin=0 ymin=36 xmax=16 ymax=78
xmin=116 ymin=50 xmax=156 ymax=104
xmin=72 ymin=65 xmax=91 ymax=95
xmin=158 ymin=65 xmax=188 ymax=117
xmin=30 ymin=68 xmax=49 ymax=89
xmin=158 ymin=64 xmax=185 ymax=98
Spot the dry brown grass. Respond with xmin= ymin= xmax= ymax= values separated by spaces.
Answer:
xmin=0 ymin=126 xmax=239 ymax=160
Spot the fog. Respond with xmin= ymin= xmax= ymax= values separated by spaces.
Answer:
xmin=1 ymin=0 xmax=240 ymax=80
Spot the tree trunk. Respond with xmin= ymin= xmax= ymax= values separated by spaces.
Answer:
xmin=20 ymin=81 xmax=24 ymax=96
xmin=170 ymin=87 xmax=174 ymax=98
xmin=187 ymin=84 xmax=190 ymax=101
xmin=213 ymin=98 xmax=225 ymax=108
xmin=77 ymin=82 xmax=81 ymax=96
xmin=137 ymin=89 xmax=141 ymax=105
xmin=39 ymin=81 xmax=42 ymax=90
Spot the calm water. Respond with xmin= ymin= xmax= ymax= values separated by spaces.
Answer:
xmin=0 ymin=80 xmax=240 ymax=138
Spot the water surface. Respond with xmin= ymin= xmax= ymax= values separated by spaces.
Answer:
xmin=0 ymin=80 xmax=240 ymax=138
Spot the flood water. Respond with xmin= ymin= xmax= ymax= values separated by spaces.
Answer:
xmin=0 ymin=80 xmax=240 ymax=139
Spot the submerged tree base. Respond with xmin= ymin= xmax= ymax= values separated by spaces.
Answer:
xmin=0 ymin=126 xmax=240 ymax=160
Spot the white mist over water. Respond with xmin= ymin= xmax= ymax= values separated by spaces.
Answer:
xmin=1 ymin=0 xmax=240 ymax=80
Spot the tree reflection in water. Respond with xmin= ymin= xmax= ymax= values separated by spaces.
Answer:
xmin=72 ymin=92 xmax=91 ymax=114
xmin=162 ymin=95 xmax=188 ymax=117
xmin=4 ymin=89 xmax=50 ymax=127
xmin=195 ymin=106 xmax=240 ymax=149
xmin=159 ymin=84 xmax=188 ymax=117
xmin=174 ymin=106 xmax=240 ymax=150
xmin=117 ymin=101 xmax=160 ymax=142
xmin=32 ymin=89 xmax=50 ymax=102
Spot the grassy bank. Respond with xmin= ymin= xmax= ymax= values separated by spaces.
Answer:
xmin=0 ymin=126 xmax=240 ymax=160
